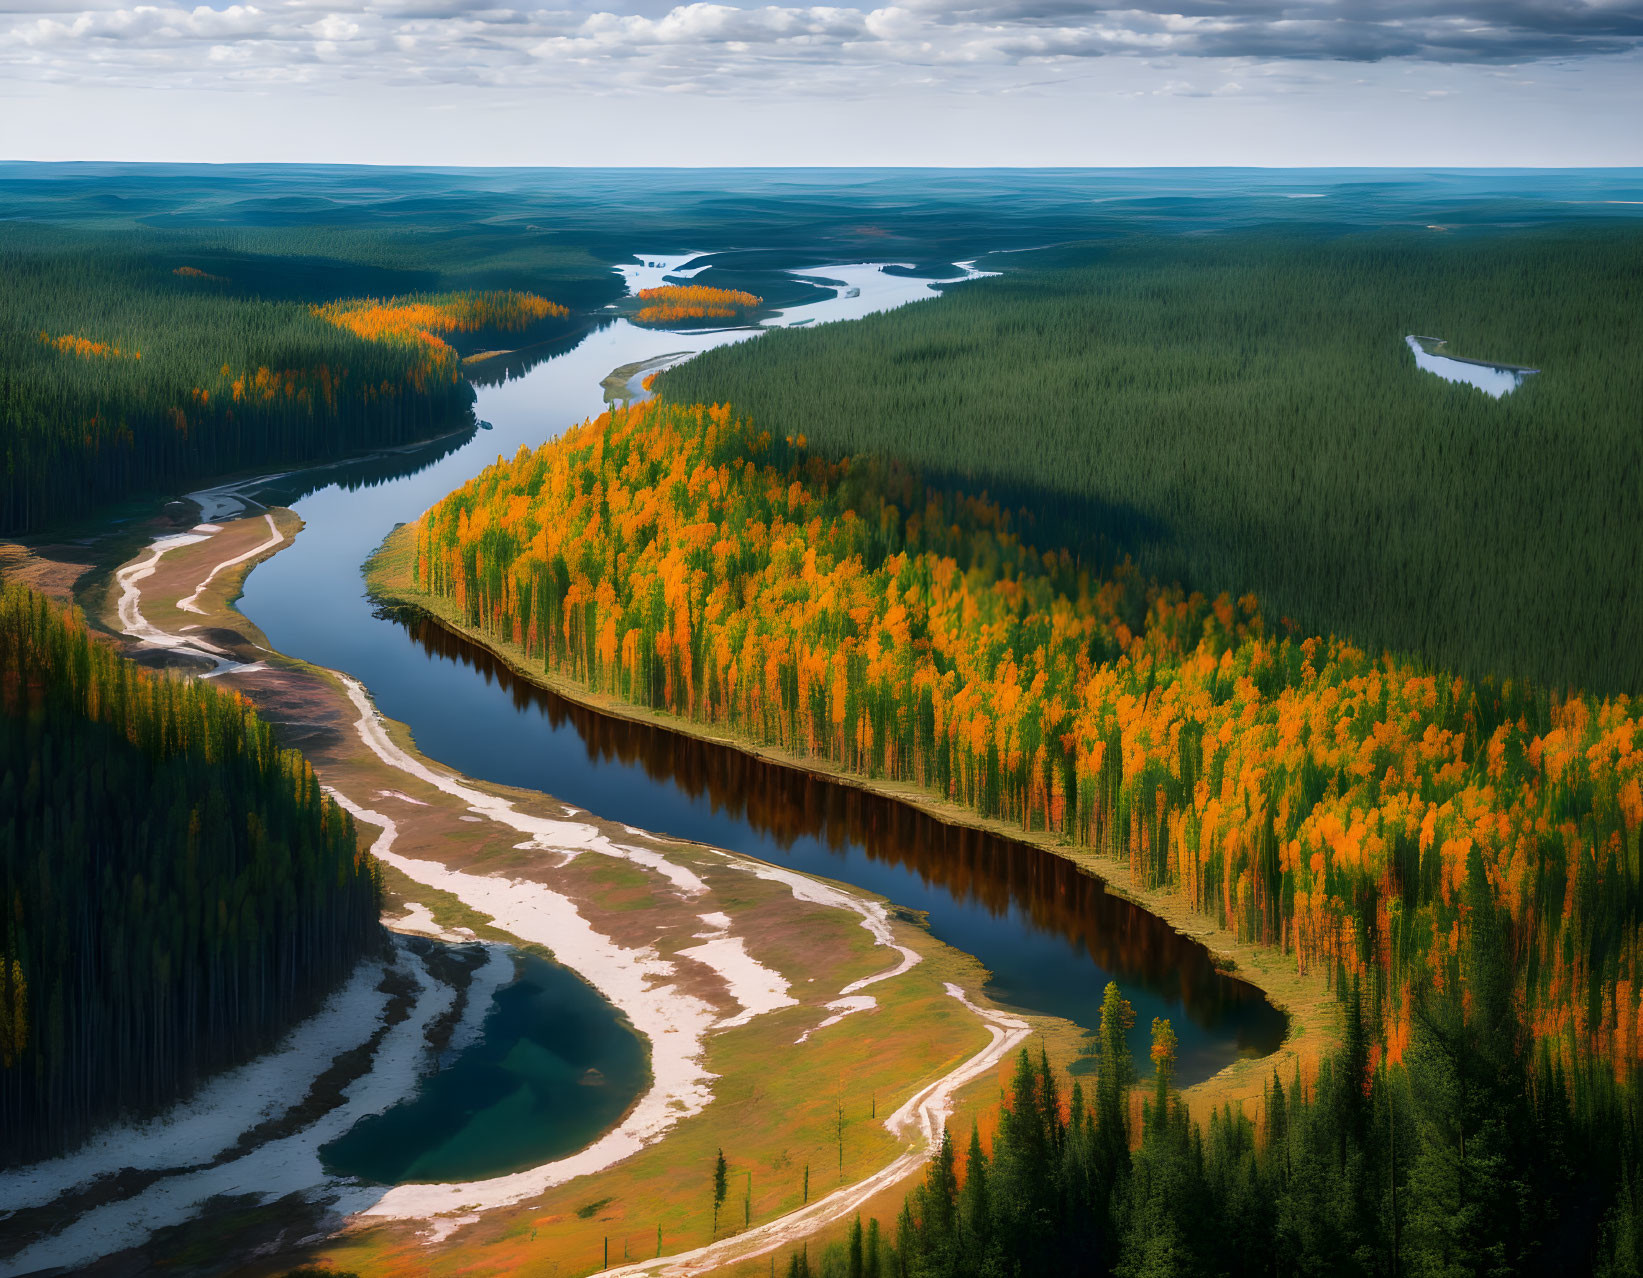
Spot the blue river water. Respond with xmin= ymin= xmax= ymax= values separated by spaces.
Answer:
xmin=237 ymin=261 xmax=1286 ymax=1096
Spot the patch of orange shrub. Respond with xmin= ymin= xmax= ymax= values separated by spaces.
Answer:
xmin=313 ymin=291 xmax=570 ymax=350
xmin=632 ymin=285 xmax=762 ymax=325
xmin=39 ymin=332 xmax=140 ymax=361
xmin=310 ymin=290 xmax=568 ymax=392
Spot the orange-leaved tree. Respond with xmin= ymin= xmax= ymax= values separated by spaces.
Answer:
xmin=413 ymin=396 xmax=1643 ymax=1077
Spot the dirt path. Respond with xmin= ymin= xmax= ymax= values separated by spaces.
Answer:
xmin=178 ymin=512 xmax=283 ymax=614
xmin=594 ymin=987 xmax=1028 ymax=1278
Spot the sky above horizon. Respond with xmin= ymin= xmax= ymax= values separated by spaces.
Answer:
xmin=2 ymin=0 xmax=1640 ymax=165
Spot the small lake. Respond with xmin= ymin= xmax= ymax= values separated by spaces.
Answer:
xmin=322 ymin=951 xmax=648 ymax=1185
xmin=1407 ymin=334 xmax=1537 ymax=397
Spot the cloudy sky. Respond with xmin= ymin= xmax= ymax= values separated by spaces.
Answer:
xmin=2 ymin=0 xmax=1640 ymax=164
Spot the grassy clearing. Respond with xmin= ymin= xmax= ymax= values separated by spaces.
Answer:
xmin=292 ymin=885 xmax=991 ymax=1278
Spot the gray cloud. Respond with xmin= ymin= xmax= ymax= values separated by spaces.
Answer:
xmin=909 ymin=0 xmax=1643 ymax=61
xmin=1 ymin=0 xmax=1639 ymax=100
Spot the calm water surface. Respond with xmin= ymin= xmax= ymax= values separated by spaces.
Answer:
xmin=321 ymin=953 xmax=648 ymax=1185
xmin=1406 ymin=334 xmax=1537 ymax=397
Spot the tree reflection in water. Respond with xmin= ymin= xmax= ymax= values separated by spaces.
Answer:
xmin=388 ymin=609 xmax=1287 ymax=1072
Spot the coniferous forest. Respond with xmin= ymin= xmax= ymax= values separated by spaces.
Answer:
xmin=0 ymin=231 xmax=581 ymax=533
xmin=0 ymin=581 xmax=381 ymax=1163
xmin=662 ymin=230 xmax=1643 ymax=696
xmin=782 ymin=966 xmax=1643 ymax=1278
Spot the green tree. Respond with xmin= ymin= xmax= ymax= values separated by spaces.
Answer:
xmin=1097 ymin=982 xmax=1136 ymax=1170
xmin=959 ymin=1120 xmax=991 ymax=1269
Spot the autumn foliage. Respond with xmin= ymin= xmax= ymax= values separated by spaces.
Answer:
xmin=632 ymin=285 xmax=762 ymax=325
xmin=38 ymin=331 xmax=141 ymax=361
xmin=2 ymin=276 xmax=581 ymax=532
xmin=312 ymin=290 xmax=570 ymax=382
xmin=414 ymin=398 xmax=1643 ymax=1075
xmin=3 ymin=262 xmax=500 ymax=532
xmin=315 ymin=290 xmax=570 ymax=348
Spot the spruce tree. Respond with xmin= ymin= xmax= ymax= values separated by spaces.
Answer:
xmin=713 ymin=1148 xmax=729 ymax=1236
xmin=959 ymin=1120 xmax=992 ymax=1268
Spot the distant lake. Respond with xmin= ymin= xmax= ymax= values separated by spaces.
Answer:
xmin=1407 ymin=335 xmax=1537 ymax=397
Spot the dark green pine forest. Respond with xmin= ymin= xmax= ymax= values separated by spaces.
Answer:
xmin=662 ymin=228 xmax=1643 ymax=697
xmin=0 ymin=226 xmax=602 ymax=535
xmin=787 ymin=920 xmax=1643 ymax=1278
xmin=0 ymin=580 xmax=382 ymax=1163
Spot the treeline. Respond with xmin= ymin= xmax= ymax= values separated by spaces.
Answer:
xmin=0 ymin=581 xmax=382 ymax=1163
xmin=783 ymin=902 xmax=1642 ymax=1277
xmin=409 ymin=398 xmax=1643 ymax=1075
xmin=0 ymin=240 xmax=575 ymax=532
xmin=661 ymin=229 xmax=1643 ymax=696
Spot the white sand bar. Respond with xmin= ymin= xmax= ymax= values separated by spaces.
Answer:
xmin=795 ymin=995 xmax=879 ymax=1044
xmin=326 ymin=785 xmax=722 ymax=1228
xmin=677 ymin=932 xmax=798 ymax=1029
xmin=113 ymin=529 xmax=265 ymax=678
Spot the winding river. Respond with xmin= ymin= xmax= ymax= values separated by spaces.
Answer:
xmin=231 ymin=258 xmax=1285 ymax=1115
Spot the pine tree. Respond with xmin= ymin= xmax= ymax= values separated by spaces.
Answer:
xmin=959 ymin=1120 xmax=992 ymax=1268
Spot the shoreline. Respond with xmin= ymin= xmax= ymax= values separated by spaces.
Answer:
xmin=367 ymin=522 xmax=1337 ymax=1118
xmin=1407 ymin=334 xmax=1539 ymax=373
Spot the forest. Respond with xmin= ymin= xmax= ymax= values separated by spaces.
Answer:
xmin=410 ymin=394 xmax=1643 ymax=1091
xmin=0 ymin=580 xmax=382 ymax=1163
xmin=313 ymin=290 xmax=571 ymax=350
xmin=661 ymin=228 xmax=1643 ymax=696
xmin=0 ymin=230 xmax=579 ymax=533
xmin=780 ymin=952 xmax=1643 ymax=1277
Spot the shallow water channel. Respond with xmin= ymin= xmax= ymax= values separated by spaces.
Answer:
xmin=234 ymin=258 xmax=1287 ymax=1183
